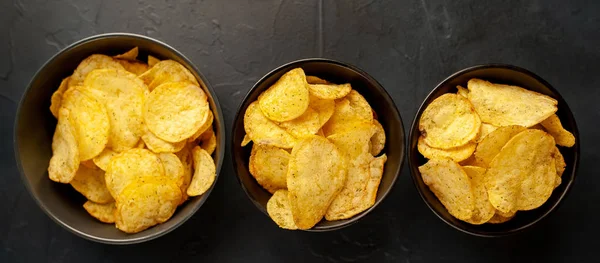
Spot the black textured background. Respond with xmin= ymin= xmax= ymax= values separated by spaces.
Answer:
xmin=1 ymin=0 xmax=599 ymax=262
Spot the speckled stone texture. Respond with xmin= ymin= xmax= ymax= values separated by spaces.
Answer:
xmin=1 ymin=0 xmax=599 ymax=262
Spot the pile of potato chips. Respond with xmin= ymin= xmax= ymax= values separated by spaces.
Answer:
xmin=242 ymin=68 xmax=387 ymax=230
xmin=48 ymin=47 xmax=217 ymax=233
xmin=418 ymin=78 xmax=575 ymax=224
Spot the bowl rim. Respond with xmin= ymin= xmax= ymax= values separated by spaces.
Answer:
xmin=231 ymin=58 xmax=405 ymax=232
xmin=407 ymin=63 xmax=580 ymax=237
xmin=13 ymin=32 xmax=226 ymax=244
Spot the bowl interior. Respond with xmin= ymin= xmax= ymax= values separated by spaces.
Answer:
xmin=408 ymin=65 xmax=579 ymax=236
xmin=15 ymin=34 xmax=224 ymax=244
xmin=232 ymin=59 xmax=405 ymax=231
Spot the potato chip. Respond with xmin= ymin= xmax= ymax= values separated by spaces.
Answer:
xmin=553 ymin=146 xmax=566 ymax=177
xmin=105 ymin=148 xmax=165 ymax=198
xmin=308 ymin=95 xmax=335 ymax=127
xmin=48 ymin=108 xmax=80 ymax=183
xmin=138 ymin=60 xmax=199 ymax=91
xmin=61 ymin=87 xmax=110 ymax=160
xmin=487 ymin=210 xmax=515 ymax=224
xmin=456 ymin=85 xmax=469 ymax=98
xmin=188 ymin=111 xmax=214 ymax=142
xmin=279 ymin=107 xmax=321 ymax=138
xmin=145 ymin=82 xmax=209 ymax=142
xmin=147 ymin=55 xmax=160 ymax=67
xmin=266 ymin=190 xmax=298 ymax=230
xmin=417 ymin=136 xmax=476 ymax=162
xmin=485 ymin=129 xmax=555 ymax=213
xmin=419 ymin=93 xmax=481 ymax=149
xmin=476 ymin=123 xmax=498 ymax=143
xmin=249 ymin=144 xmax=289 ymax=194
xmin=118 ymin=60 xmax=149 ymax=75
xmin=115 ymin=177 xmax=181 ymax=233
xmin=244 ymin=102 xmax=297 ymax=149
xmin=308 ymin=83 xmax=352 ymax=100
xmin=142 ymin=126 xmax=186 ymax=153
xmin=71 ymin=164 xmax=113 ymax=204
xmin=158 ymin=153 xmax=185 ymax=191
xmin=541 ymin=114 xmax=575 ymax=147
xmin=462 ymin=166 xmax=495 ymax=225
xmin=322 ymin=90 xmax=374 ymax=136
xmin=50 ymin=77 xmax=70 ymax=118
xmin=306 ymin=76 xmax=329 ymax=84
xmin=258 ymin=68 xmax=310 ymax=122
xmin=467 ymin=78 xmax=558 ymax=127
xmin=82 ymin=68 xmax=147 ymax=152
xmin=370 ymin=119 xmax=386 ymax=156
xmin=473 ymin=125 xmax=526 ymax=167
xmin=199 ymin=128 xmax=217 ymax=155
xmin=287 ymin=136 xmax=346 ymax=229
xmin=70 ymin=54 xmax=125 ymax=86
xmin=93 ymin=148 xmax=118 ymax=171
xmin=83 ymin=201 xmax=116 ymax=223
xmin=175 ymin=144 xmax=193 ymax=204
xmin=113 ymin=47 xmax=139 ymax=61
xmin=187 ymin=146 xmax=216 ymax=196
xmin=419 ymin=158 xmax=474 ymax=220
xmin=241 ymin=134 xmax=252 ymax=147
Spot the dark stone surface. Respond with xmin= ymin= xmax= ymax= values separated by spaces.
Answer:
xmin=1 ymin=0 xmax=598 ymax=262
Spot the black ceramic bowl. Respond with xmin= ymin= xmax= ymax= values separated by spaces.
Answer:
xmin=408 ymin=64 xmax=580 ymax=237
xmin=14 ymin=33 xmax=225 ymax=244
xmin=232 ymin=59 xmax=405 ymax=231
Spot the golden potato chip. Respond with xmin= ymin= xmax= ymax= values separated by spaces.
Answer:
xmin=175 ymin=144 xmax=194 ymax=203
xmin=308 ymin=83 xmax=352 ymax=100
xmin=541 ymin=114 xmax=575 ymax=147
xmin=148 ymin=55 xmax=160 ymax=67
xmin=82 ymin=68 xmax=147 ymax=152
xmin=118 ymin=59 xmax=149 ymax=75
xmin=370 ymin=119 xmax=386 ymax=156
xmin=93 ymin=148 xmax=118 ymax=171
xmin=553 ymin=146 xmax=566 ymax=177
xmin=487 ymin=210 xmax=515 ymax=224
xmin=485 ymin=129 xmax=556 ymax=213
xmin=279 ymin=107 xmax=321 ymax=138
xmin=187 ymin=146 xmax=216 ymax=196
xmin=456 ymin=85 xmax=469 ymax=98
xmin=419 ymin=93 xmax=481 ymax=149
xmin=188 ymin=111 xmax=214 ymax=142
xmin=476 ymin=123 xmax=498 ymax=143
xmin=322 ymin=90 xmax=374 ymax=136
xmin=241 ymin=134 xmax=252 ymax=147
xmin=61 ymin=87 xmax=110 ymax=160
xmin=138 ymin=60 xmax=199 ymax=91
xmin=199 ymin=128 xmax=217 ymax=155
xmin=306 ymin=75 xmax=329 ymax=84
xmin=142 ymin=126 xmax=186 ymax=153
xmin=50 ymin=77 xmax=70 ymax=118
xmin=48 ymin=108 xmax=80 ymax=183
xmin=158 ymin=153 xmax=185 ymax=191
xmin=70 ymin=54 xmax=125 ymax=86
xmin=71 ymin=164 xmax=113 ymax=204
xmin=417 ymin=136 xmax=476 ymax=162
xmin=258 ymin=68 xmax=310 ymax=122
xmin=287 ymin=136 xmax=346 ymax=229
xmin=327 ymin=122 xmax=376 ymax=161
xmin=105 ymin=148 xmax=165 ymax=198
xmin=467 ymin=78 xmax=558 ymax=127
xmin=115 ymin=177 xmax=181 ymax=233
xmin=83 ymin=201 xmax=116 ymax=223
xmin=473 ymin=125 xmax=526 ymax=167
xmin=461 ymin=166 xmax=495 ymax=225
xmin=145 ymin=82 xmax=209 ymax=142
xmin=308 ymin=95 xmax=335 ymax=127
xmin=113 ymin=47 xmax=139 ymax=61
xmin=359 ymin=154 xmax=387 ymax=210
xmin=249 ymin=144 xmax=289 ymax=194
xmin=244 ymin=102 xmax=297 ymax=149
xmin=419 ymin=158 xmax=474 ymax=220
xmin=266 ymin=190 xmax=298 ymax=230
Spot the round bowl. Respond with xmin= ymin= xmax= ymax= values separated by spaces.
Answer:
xmin=14 ymin=33 xmax=225 ymax=244
xmin=408 ymin=64 xmax=580 ymax=237
xmin=231 ymin=58 xmax=405 ymax=231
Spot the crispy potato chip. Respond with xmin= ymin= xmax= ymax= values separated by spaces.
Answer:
xmin=71 ymin=164 xmax=113 ymax=204
xmin=158 ymin=153 xmax=185 ymax=191
xmin=199 ymin=128 xmax=217 ymax=155
xmin=473 ymin=125 xmax=526 ymax=167
xmin=287 ymin=136 xmax=346 ymax=229
xmin=175 ymin=144 xmax=193 ymax=203
xmin=327 ymin=123 xmax=376 ymax=162
xmin=258 ymin=68 xmax=310 ymax=122
xmin=241 ymin=134 xmax=252 ymax=147
xmin=306 ymin=76 xmax=329 ymax=84
xmin=308 ymin=83 xmax=352 ymax=100
xmin=188 ymin=111 xmax=214 ymax=142
xmin=187 ymin=146 xmax=216 ymax=196
xmin=419 ymin=158 xmax=474 ymax=220
xmin=70 ymin=54 xmax=125 ymax=86
xmin=249 ymin=144 xmax=289 ymax=194
xmin=418 ymin=136 xmax=476 ymax=162
xmin=476 ymin=123 xmax=498 ymax=143
xmin=541 ymin=114 xmax=575 ymax=147
xmin=485 ymin=129 xmax=556 ymax=213
xmin=267 ymin=190 xmax=298 ymax=230
xmin=142 ymin=126 xmax=186 ymax=153
xmin=279 ymin=107 xmax=321 ymax=138
xmin=462 ymin=166 xmax=495 ymax=225
xmin=114 ymin=47 xmax=139 ymax=61
xmin=308 ymin=95 xmax=335 ymax=127
xmin=61 ymin=87 xmax=110 ymax=160
xmin=145 ymin=82 xmax=209 ymax=142
xmin=115 ymin=177 xmax=181 ymax=233
xmin=370 ymin=119 xmax=386 ymax=156
xmin=50 ymin=77 xmax=70 ymax=118
xmin=48 ymin=109 xmax=80 ymax=183
xmin=139 ymin=60 xmax=199 ymax=91
xmin=148 ymin=55 xmax=160 ymax=67
xmin=467 ymin=78 xmax=558 ymax=127
xmin=82 ymin=68 xmax=147 ymax=152
xmin=118 ymin=59 xmax=149 ymax=75
xmin=553 ymin=147 xmax=566 ymax=177
xmin=457 ymin=85 xmax=469 ymax=98
xmin=105 ymin=148 xmax=165 ymax=198
xmin=83 ymin=201 xmax=116 ymax=223
xmin=244 ymin=102 xmax=297 ymax=148
xmin=322 ymin=90 xmax=374 ymax=136
xmin=93 ymin=148 xmax=118 ymax=171
xmin=487 ymin=210 xmax=515 ymax=224
xmin=419 ymin=93 xmax=481 ymax=149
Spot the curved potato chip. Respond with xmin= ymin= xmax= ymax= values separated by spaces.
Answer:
xmin=308 ymin=83 xmax=352 ymax=100
xmin=244 ymin=102 xmax=297 ymax=149
xmin=308 ymin=95 xmax=335 ymax=127
xmin=93 ymin=148 xmax=118 ymax=171
xmin=287 ymin=136 xmax=346 ymax=229
xmin=105 ymin=148 xmax=165 ymax=198
xmin=473 ymin=125 xmax=526 ymax=168
xmin=61 ymin=88 xmax=110 ymax=160
xmin=419 ymin=93 xmax=481 ymax=149
xmin=118 ymin=59 xmax=149 ymax=75
xmin=322 ymin=90 xmax=374 ymax=136
xmin=71 ymin=54 xmax=125 ymax=86
xmin=417 ymin=136 xmax=475 ymax=162
xmin=258 ymin=68 xmax=310 ymax=122
xmin=267 ymin=190 xmax=298 ymax=230
xmin=199 ymin=128 xmax=217 ymax=155
xmin=147 ymin=55 xmax=160 ymax=67
xmin=83 ymin=201 xmax=116 ymax=223
xmin=158 ymin=153 xmax=185 ymax=191
xmin=487 ymin=210 xmax=515 ymax=224
xmin=370 ymin=119 xmax=386 ymax=156
xmin=138 ymin=60 xmax=199 ymax=91
xmin=82 ymin=68 xmax=147 ymax=152
xmin=48 ymin=108 xmax=80 ymax=183
xmin=188 ymin=111 xmax=214 ymax=142
xmin=145 ymin=82 xmax=209 ymax=142
xmin=553 ymin=147 xmax=566 ymax=177
xmin=541 ymin=114 xmax=575 ymax=147
xmin=461 ymin=166 xmax=495 ymax=225
xmin=306 ymin=75 xmax=329 ymax=84
xmin=249 ymin=144 xmax=289 ymax=194
xmin=476 ymin=123 xmax=498 ymax=143
xmin=71 ymin=164 xmax=113 ymax=204
xmin=175 ymin=144 xmax=194 ymax=204
xmin=50 ymin=77 xmax=70 ymax=118
xmin=467 ymin=78 xmax=557 ymax=127
xmin=114 ymin=47 xmax=139 ymax=61
xmin=241 ymin=134 xmax=252 ymax=147
xmin=142 ymin=126 xmax=186 ymax=153
xmin=419 ymin=158 xmax=474 ymax=220
xmin=279 ymin=107 xmax=321 ymax=138
xmin=456 ymin=85 xmax=469 ymax=98
xmin=187 ymin=146 xmax=216 ymax=196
